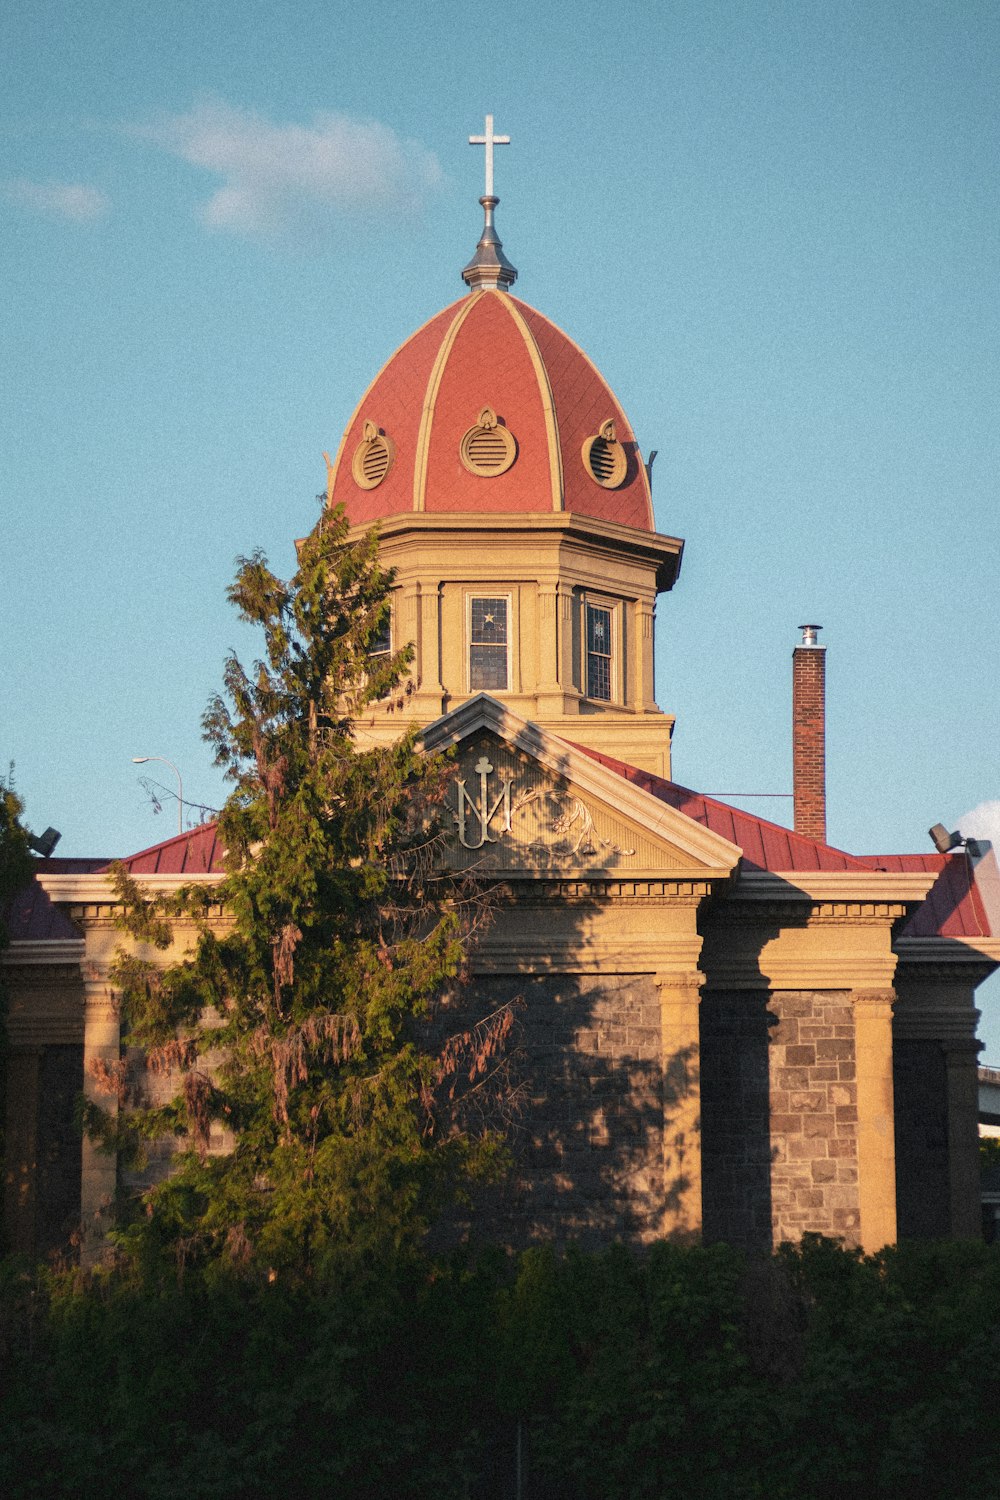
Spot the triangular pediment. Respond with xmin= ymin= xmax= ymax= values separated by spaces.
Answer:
xmin=421 ymin=695 xmax=741 ymax=878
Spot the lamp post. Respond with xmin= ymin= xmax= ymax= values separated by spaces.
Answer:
xmin=132 ymin=756 xmax=184 ymax=836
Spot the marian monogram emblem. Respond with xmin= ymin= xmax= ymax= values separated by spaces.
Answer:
xmin=449 ymin=746 xmax=637 ymax=864
xmin=453 ymin=756 xmax=513 ymax=850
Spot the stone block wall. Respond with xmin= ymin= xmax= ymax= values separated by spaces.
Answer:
xmin=701 ymin=989 xmax=862 ymax=1250
xmin=768 ymin=991 xmax=860 ymax=1246
xmin=437 ymin=972 xmax=665 ymax=1248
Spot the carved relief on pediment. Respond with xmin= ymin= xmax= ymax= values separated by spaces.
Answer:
xmin=442 ymin=733 xmax=682 ymax=873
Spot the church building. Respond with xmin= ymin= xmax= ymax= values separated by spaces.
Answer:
xmin=4 ymin=123 xmax=999 ymax=1264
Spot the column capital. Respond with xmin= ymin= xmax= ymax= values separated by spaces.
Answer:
xmin=654 ymin=971 xmax=705 ymax=999
xmin=851 ymin=988 xmax=896 ymax=1016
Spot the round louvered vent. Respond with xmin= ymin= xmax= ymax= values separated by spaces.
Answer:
xmin=582 ymin=419 xmax=627 ymax=489
xmin=352 ymin=420 xmax=395 ymax=490
xmin=460 ymin=406 xmax=516 ymax=477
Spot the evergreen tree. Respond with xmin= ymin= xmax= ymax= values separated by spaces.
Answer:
xmin=0 ymin=773 xmax=32 ymax=941
xmin=0 ymin=771 xmax=34 ymax=1226
xmin=87 ymin=504 xmax=512 ymax=1282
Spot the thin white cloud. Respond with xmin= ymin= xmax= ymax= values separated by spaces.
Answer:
xmin=145 ymin=100 xmax=443 ymax=241
xmin=6 ymin=179 xmax=110 ymax=222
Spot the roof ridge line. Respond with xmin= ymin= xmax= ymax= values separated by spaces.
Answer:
xmin=412 ymin=294 xmax=483 ymax=512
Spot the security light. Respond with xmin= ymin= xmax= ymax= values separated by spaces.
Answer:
xmin=27 ymin=827 xmax=61 ymax=859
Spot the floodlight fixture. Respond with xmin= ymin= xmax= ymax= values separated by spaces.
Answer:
xmin=929 ymin=823 xmax=963 ymax=855
xmin=27 ymin=826 xmax=61 ymax=859
xmin=928 ymin=824 xmax=986 ymax=858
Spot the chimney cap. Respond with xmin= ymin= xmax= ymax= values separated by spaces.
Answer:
xmin=797 ymin=624 xmax=823 ymax=647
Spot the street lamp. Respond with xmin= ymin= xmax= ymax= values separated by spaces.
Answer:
xmin=132 ymin=756 xmax=184 ymax=837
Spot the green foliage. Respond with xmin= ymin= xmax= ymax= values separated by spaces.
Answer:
xmin=0 ymin=769 xmax=33 ymax=946
xmin=0 ymin=771 xmax=34 ymax=1240
xmin=89 ymin=504 xmax=511 ymax=1283
xmin=4 ymin=1238 xmax=1000 ymax=1499
xmin=980 ymin=1134 xmax=1000 ymax=1169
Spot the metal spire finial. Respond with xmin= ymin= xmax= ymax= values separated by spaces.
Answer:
xmin=462 ymin=113 xmax=517 ymax=293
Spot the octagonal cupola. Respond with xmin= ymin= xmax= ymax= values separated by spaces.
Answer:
xmin=325 ymin=124 xmax=684 ymax=779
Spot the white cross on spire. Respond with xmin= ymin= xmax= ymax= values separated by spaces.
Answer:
xmin=469 ymin=113 xmax=510 ymax=199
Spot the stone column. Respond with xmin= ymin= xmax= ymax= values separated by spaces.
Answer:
xmin=3 ymin=1048 xmax=40 ymax=1254
xmin=556 ymin=583 xmax=577 ymax=698
xmin=535 ymin=583 xmax=562 ymax=710
xmin=81 ymin=966 xmax=120 ymax=1268
xmin=943 ymin=1038 xmax=983 ymax=1239
xmin=635 ymin=597 xmax=657 ymax=711
xmin=656 ymin=972 xmax=704 ymax=1241
xmin=852 ymin=989 xmax=897 ymax=1252
xmin=399 ymin=583 xmax=420 ymax=688
xmin=418 ymin=582 xmax=445 ymax=707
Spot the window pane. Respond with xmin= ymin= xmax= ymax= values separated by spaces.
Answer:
xmin=369 ymin=613 xmax=391 ymax=656
xmin=587 ymin=654 xmax=611 ymax=700
xmin=471 ymin=597 xmax=508 ymax=645
xmin=470 ymin=645 xmax=508 ymax=690
xmin=586 ymin=604 xmax=612 ymax=701
xmin=470 ymin=597 xmax=509 ymax=690
xmin=587 ymin=605 xmax=611 ymax=654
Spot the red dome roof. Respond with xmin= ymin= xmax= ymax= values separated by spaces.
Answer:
xmin=326 ymin=289 xmax=654 ymax=532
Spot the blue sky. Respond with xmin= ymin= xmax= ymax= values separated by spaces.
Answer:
xmin=3 ymin=2 xmax=999 ymax=1039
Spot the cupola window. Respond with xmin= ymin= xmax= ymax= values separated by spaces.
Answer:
xmin=368 ymin=608 xmax=391 ymax=658
xmin=352 ymin=420 xmax=395 ymax=489
xmin=582 ymin=419 xmax=627 ymax=489
xmin=468 ymin=595 xmax=510 ymax=691
xmin=460 ymin=407 xmax=517 ymax=477
xmin=585 ymin=602 xmax=614 ymax=701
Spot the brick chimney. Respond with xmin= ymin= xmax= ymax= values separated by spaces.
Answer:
xmin=793 ymin=625 xmax=826 ymax=842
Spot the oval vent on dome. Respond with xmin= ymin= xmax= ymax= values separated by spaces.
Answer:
xmin=460 ymin=407 xmax=517 ymax=478
xmin=352 ymin=419 xmax=395 ymax=490
xmin=582 ymin=419 xmax=627 ymax=489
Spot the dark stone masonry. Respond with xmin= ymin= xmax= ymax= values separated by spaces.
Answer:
xmin=767 ymin=991 xmax=860 ymax=1245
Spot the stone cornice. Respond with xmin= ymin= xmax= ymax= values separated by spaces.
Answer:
xmin=469 ymin=933 xmax=704 ymax=975
xmin=704 ymin=954 xmax=899 ymax=992
xmin=893 ymin=991 xmax=983 ymax=1043
xmin=369 ymin=507 xmax=684 ymax=563
xmin=503 ymin=878 xmax=715 ymax=901
xmin=1 ymin=938 xmax=85 ymax=967
xmin=895 ymin=935 xmax=1000 ymax=984
xmin=732 ymin=870 xmax=938 ymax=907
xmin=37 ymin=871 xmax=221 ymax=908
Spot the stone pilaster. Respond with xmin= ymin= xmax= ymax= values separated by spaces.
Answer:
xmin=655 ymin=972 xmax=704 ymax=1241
xmin=535 ymin=583 xmax=562 ymax=709
xmin=556 ymin=583 xmax=576 ymax=697
xmin=81 ymin=966 xmax=120 ymax=1268
xmin=852 ymin=989 xmax=897 ymax=1252
xmin=636 ymin=597 xmax=657 ymax=712
xmin=418 ymin=581 xmax=445 ymax=707
xmin=3 ymin=1048 xmax=40 ymax=1254
xmin=943 ymin=1038 xmax=983 ymax=1239
xmin=399 ymin=582 xmax=420 ymax=686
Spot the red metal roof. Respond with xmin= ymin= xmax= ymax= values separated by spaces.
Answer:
xmin=2 ymin=828 xmax=225 ymax=942
xmin=2 ymin=857 xmax=105 ymax=942
xmin=113 ymin=821 xmax=225 ymax=876
xmin=577 ymin=745 xmax=994 ymax=942
xmin=327 ymin=290 xmax=654 ymax=531
xmin=576 ymin=745 xmax=871 ymax=873
xmin=855 ymin=851 xmax=991 ymax=939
